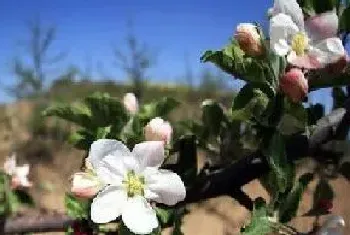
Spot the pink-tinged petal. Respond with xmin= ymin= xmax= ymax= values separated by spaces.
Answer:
xmin=144 ymin=118 xmax=173 ymax=145
xmin=12 ymin=164 xmax=32 ymax=188
xmin=121 ymin=196 xmax=158 ymax=235
xmin=287 ymin=51 xmax=321 ymax=69
xmin=123 ymin=93 xmax=139 ymax=115
xmin=305 ymin=11 xmax=338 ymax=41
xmin=70 ymin=172 xmax=103 ymax=198
xmin=11 ymin=175 xmax=32 ymax=189
xmin=132 ymin=141 xmax=165 ymax=170
xmin=309 ymin=38 xmax=346 ymax=67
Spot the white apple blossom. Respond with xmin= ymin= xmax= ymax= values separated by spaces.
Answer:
xmin=87 ymin=139 xmax=186 ymax=234
xmin=144 ymin=117 xmax=173 ymax=145
xmin=269 ymin=0 xmax=345 ymax=69
xmin=123 ymin=93 xmax=139 ymax=115
xmin=317 ymin=215 xmax=345 ymax=235
xmin=3 ymin=153 xmax=32 ymax=188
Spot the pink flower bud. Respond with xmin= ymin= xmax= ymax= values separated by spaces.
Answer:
xmin=123 ymin=93 xmax=139 ymax=115
xmin=144 ymin=117 xmax=172 ymax=145
xmin=280 ymin=68 xmax=308 ymax=103
xmin=234 ymin=23 xmax=263 ymax=57
xmin=70 ymin=173 xmax=101 ymax=198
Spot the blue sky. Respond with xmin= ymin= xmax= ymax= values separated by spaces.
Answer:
xmin=0 ymin=0 xmax=341 ymax=110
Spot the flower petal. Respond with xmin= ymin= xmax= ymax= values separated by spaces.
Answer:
xmin=4 ymin=153 xmax=16 ymax=175
xmin=305 ymin=11 xmax=338 ymax=41
xmin=287 ymin=51 xmax=321 ymax=69
xmin=87 ymin=139 xmax=138 ymax=184
xmin=144 ymin=168 xmax=186 ymax=205
xmin=71 ymin=172 xmax=103 ymax=198
xmin=91 ymin=186 xmax=127 ymax=224
xmin=274 ymin=39 xmax=291 ymax=56
xmin=309 ymin=38 xmax=345 ymax=66
xmin=132 ymin=141 xmax=164 ymax=170
xmin=14 ymin=164 xmax=29 ymax=178
xmin=122 ymin=196 xmax=158 ymax=235
xmin=270 ymin=14 xmax=299 ymax=55
xmin=87 ymin=139 xmax=131 ymax=169
xmin=272 ymin=0 xmax=304 ymax=30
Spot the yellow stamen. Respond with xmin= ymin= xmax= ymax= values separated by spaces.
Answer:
xmin=123 ymin=170 xmax=145 ymax=197
xmin=291 ymin=33 xmax=308 ymax=56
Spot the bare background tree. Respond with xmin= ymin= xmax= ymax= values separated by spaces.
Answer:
xmin=113 ymin=20 xmax=156 ymax=101
xmin=184 ymin=51 xmax=194 ymax=89
xmin=7 ymin=17 xmax=65 ymax=99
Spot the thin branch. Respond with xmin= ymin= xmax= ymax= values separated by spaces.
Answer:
xmin=308 ymin=62 xmax=350 ymax=90
xmin=4 ymin=214 xmax=74 ymax=234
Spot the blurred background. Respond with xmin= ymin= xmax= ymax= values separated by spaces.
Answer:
xmin=0 ymin=0 xmax=349 ymax=234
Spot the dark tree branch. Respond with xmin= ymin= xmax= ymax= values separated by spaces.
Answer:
xmin=182 ymin=99 xmax=350 ymax=209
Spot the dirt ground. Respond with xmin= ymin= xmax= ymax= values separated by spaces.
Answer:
xmin=8 ymin=147 xmax=345 ymax=235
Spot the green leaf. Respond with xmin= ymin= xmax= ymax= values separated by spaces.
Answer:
xmin=0 ymin=173 xmax=10 ymax=216
xmin=84 ymin=92 xmax=129 ymax=131
xmin=155 ymin=206 xmax=175 ymax=226
xmin=313 ymin=0 xmax=336 ymax=14
xmin=43 ymin=102 xmax=92 ymax=128
xmin=140 ymin=97 xmax=180 ymax=122
xmin=154 ymin=97 xmax=180 ymax=118
xmin=231 ymin=85 xmax=270 ymax=122
xmin=264 ymin=132 xmax=289 ymax=194
xmin=297 ymin=0 xmax=316 ymax=15
xmin=96 ymin=126 xmax=112 ymax=139
xmin=279 ymin=100 xmax=307 ymax=135
xmin=11 ymin=190 xmax=35 ymax=208
xmin=200 ymin=40 xmax=269 ymax=85
xmin=268 ymin=52 xmax=286 ymax=84
xmin=298 ymin=0 xmax=336 ymax=15
xmin=232 ymin=84 xmax=255 ymax=110
xmin=68 ymin=129 xmax=96 ymax=150
xmin=171 ymin=207 xmax=185 ymax=235
xmin=241 ymin=198 xmax=272 ymax=235
xmin=279 ymin=173 xmax=314 ymax=223
xmin=65 ymin=193 xmax=89 ymax=219
xmin=201 ymin=99 xmax=225 ymax=136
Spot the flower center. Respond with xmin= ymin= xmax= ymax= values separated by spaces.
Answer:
xmin=291 ymin=33 xmax=308 ymax=56
xmin=123 ymin=170 xmax=145 ymax=197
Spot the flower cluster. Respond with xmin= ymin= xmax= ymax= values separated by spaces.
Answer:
xmin=234 ymin=0 xmax=347 ymax=103
xmin=71 ymin=140 xmax=185 ymax=234
xmin=3 ymin=153 xmax=32 ymax=189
